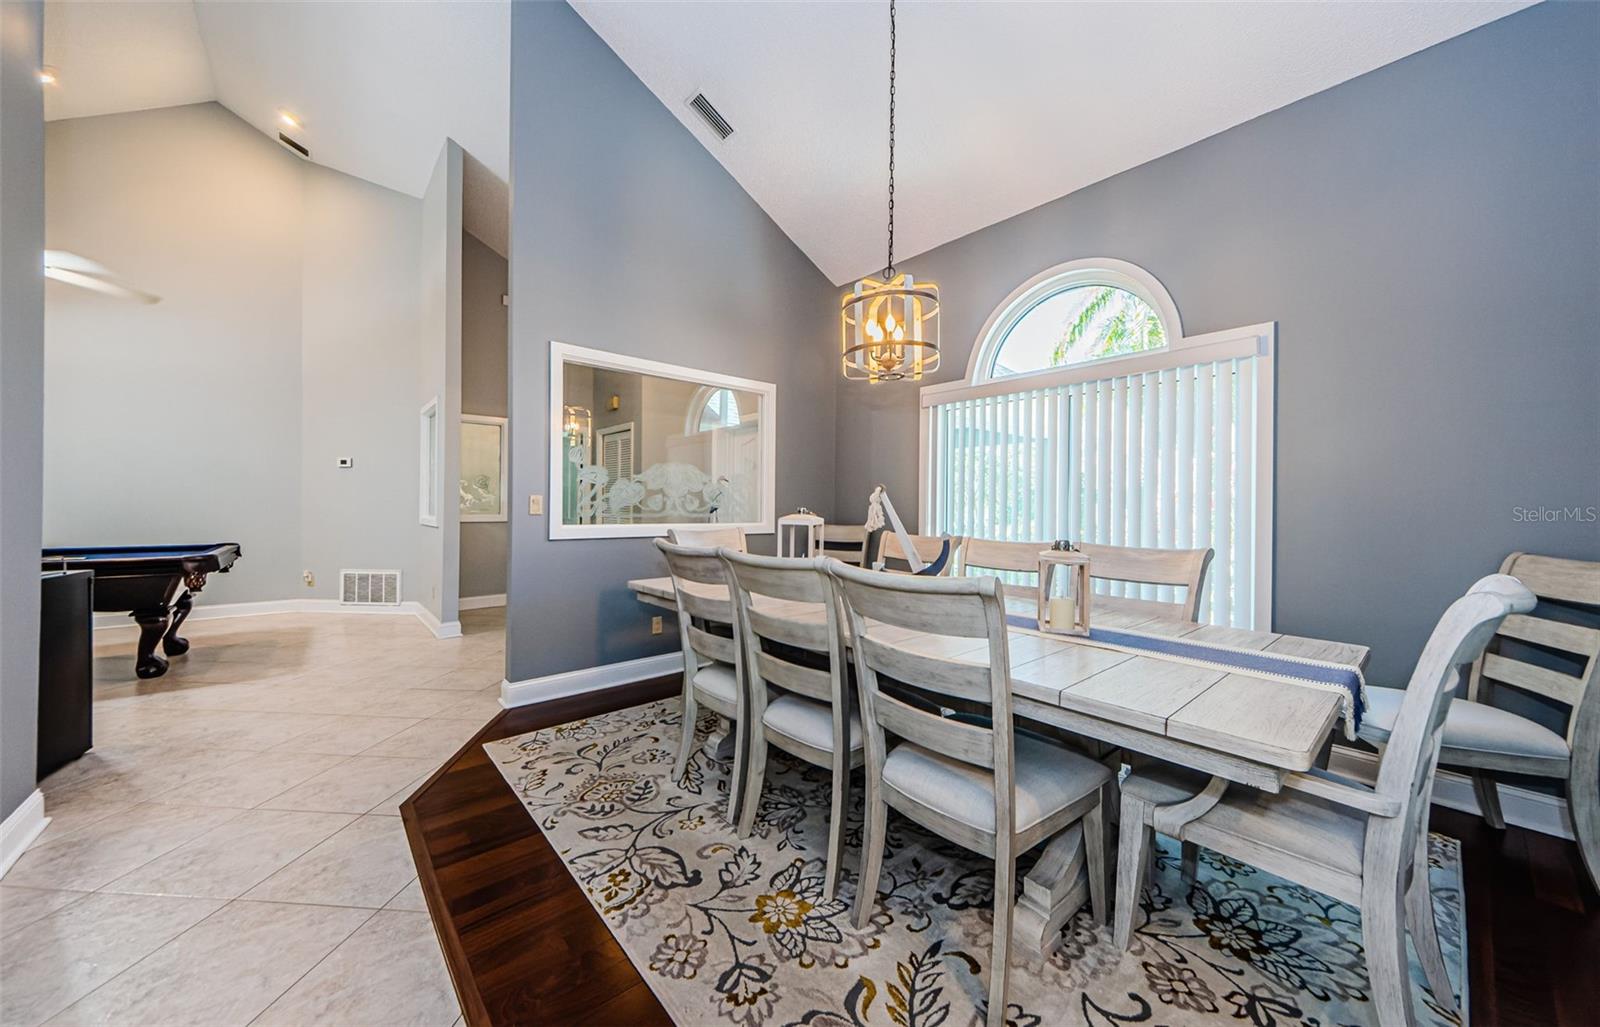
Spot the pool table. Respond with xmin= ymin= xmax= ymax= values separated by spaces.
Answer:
xmin=40 ymin=543 xmax=243 ymax=679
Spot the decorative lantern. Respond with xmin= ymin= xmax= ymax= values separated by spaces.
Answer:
xmin=839 ymin=0 xmax=941 ymax=384
xmin=779 ymin=509 xmax=824 ymax=559
xmin=1037 ymin=545 xmax=1091 ymax=636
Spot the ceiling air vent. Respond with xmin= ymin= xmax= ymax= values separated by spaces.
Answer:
xmin=278 ymin=132 xmax=310 ymax=159
xmin=688 ymin=93 xmax=733 ymax=140
xmin=340 ymin=569 xmax=401 ymax=606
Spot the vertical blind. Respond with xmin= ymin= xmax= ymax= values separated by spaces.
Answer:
xmin=926 ymin=356 xmax=1260 ymax=627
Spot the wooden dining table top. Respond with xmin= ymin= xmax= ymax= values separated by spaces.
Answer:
xmin=627 ymin=575 xmax=1370 ymax=791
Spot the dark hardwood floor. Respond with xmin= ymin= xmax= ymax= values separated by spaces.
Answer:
xmin=401 ymin=683 xmax=1600 ymax=1027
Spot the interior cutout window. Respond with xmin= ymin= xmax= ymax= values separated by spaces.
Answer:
xmin=990 ymin=285 xmax=1166 ymax=378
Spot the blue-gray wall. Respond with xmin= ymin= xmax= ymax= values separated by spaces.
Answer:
xmin=1 ymin=0 xmax=44 ymax=823
xmin=460 ymin=229 xmax=508 ymax=600
xmin=505 ymin=2 xmax=837 ymax=681
xmin=834 ymin=2 xmax=1600 ymax=687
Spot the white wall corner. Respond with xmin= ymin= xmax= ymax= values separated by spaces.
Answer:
xmin=1 ymin=791 xmax=50 ymax=879
xmin=500 ymin=652 xmax=682 ymax=709
xmin=1330 ymin=745 xmax=1574 ymax=840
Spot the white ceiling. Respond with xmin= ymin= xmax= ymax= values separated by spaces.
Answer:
xmin=574 ymin=0 xmax=1532 ymax=285
xmin=42 ymin=0 xmax=510 ymax=255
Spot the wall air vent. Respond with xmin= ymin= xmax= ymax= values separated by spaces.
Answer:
xmin=688 ymin=93 xmax=733 ymax=140
xmin=340 ymin=569 xmax=401 ymax=606
xmin=278 ymin=132 xmax=310 ymax=159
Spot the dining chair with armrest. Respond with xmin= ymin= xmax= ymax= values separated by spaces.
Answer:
xmin=722 ymin=549 xmax=863 ymax=899
xmin=1114 ymin=574 xmax=1536 ymax=1027
xmin=829 ymin=561 xmax=1114 ymax=1027
xmin=655 ymin=539 xmax=751 ymax=823
xmin=1358 ymin=553 xmax=1600 ymax=892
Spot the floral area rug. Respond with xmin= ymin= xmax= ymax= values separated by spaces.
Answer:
xmin=485 ymin=699 xmax=1466 ymax=1027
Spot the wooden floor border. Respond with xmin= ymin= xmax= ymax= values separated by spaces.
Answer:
xmin=401 ymin=683 xmax=1600 ymax=1027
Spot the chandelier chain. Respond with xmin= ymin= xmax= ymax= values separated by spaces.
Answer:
xmin=885 ymin=0 xmax=896 ymax=278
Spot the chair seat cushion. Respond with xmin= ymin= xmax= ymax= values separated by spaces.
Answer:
xmin=763 ymin=694 xmax=863 ymax=753
xmin=693 ymin=662 xmax=739 ymax=705
xmin=881 ymin=733 xmax=1111 ymax=834
xmin=1359 ymin=687 xmax=1569 ymax=761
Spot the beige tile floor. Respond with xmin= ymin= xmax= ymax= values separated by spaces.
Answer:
xmin=0 ymin=608 xmax=507 ymax=1026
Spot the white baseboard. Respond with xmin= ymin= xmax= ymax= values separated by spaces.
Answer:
xmin=501 ymin=652 xmax=682 ymax=709
xmin=412 ymin=603 xmax=463 ymax=640
xmin=1330 ymin=745 xmax=1573 ymax=840
xmin=92 ymin=599 xmax=460 ymax=640
xmin=1 ymin=791 xmax=49 ymax=879
xmin=459 ymin=593 xmax=506 ymax=611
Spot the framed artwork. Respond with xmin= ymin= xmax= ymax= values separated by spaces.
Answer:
xmin=461 ymin=414 xmax=509 ymax=522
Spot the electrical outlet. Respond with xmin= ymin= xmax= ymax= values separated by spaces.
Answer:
xmin=303 ymin=570 xmax=315 ymax=587
xmin=529 ymin=494 xmax=544 ymax=516
xmin=336 ymin=457 xmax=353 ymax=468
xmin=650 ymin=616 xmax=663 ymax=636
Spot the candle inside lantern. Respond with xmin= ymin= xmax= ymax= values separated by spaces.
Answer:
xmin=1048 ymin=596 xmax=1076 ymax=630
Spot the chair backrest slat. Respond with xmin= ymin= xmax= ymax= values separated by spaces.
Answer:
xmin=670 ymin=526 xmax=748 ymax=552
xmin=879 ymin=533 xmax=963 ymax=576
xmin=1466 ymin=553 xmax=1600 ymax=747
xmin=688 ymin=623 xmax=737 ymax=664
xmin=1372 ymin=574 xmax=1536 ymax=871
xmin=747 ymin=606 xmax=829 ymax=651
xmin=858 ymin=636 xmax=993 ymax=705
xmin=755 ymin=650 xmax=834 ymax=704
xmin=829 ymin=562 xmax=1014 ymax=786
xmin=874 ymin=691 xmax=995 ymax=768
xmin=821 ymin=524 xmax=870 ymax=567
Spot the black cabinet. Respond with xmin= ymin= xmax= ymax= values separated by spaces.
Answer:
xmin=39 ymin=570 xmax=93 ymax=780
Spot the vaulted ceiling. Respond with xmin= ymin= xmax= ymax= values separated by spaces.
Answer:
xmin=42 ymin=0 xmax=510 ymax=255
xmin=43 ymin=1 xmax=1530 ymax=279
xmin=574 ymin=0 xmax=1531 ymax=284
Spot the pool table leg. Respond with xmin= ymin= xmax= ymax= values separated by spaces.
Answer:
xmin=163 ymin=591 xmax=194 ymax=657
xmin=133 ymin=609 xmax=171 ymax=679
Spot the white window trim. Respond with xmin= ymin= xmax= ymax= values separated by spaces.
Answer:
xmin=547 ymin=341 xmax=778 ymax=540
xmin=961 ymin=257 xmax=1186 ymax=387
xmin=418 ymin=397 xmax=440 ymax=528
xmin=460 ymin=413 xmax=509 ymax=524
xmin=918 ymin=319 xmax=1277 ymax=631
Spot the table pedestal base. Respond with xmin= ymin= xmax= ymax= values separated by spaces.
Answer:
xmin=703 ymin=717 xmax=736 ymax=763
xmin=1012 ymin=823 xmax=1091 ymax=956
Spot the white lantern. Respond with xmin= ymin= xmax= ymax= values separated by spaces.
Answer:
xmin=778 ymin=510 xmax=824 ymax=559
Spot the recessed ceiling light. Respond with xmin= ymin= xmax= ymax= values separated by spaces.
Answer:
xmin=38 ymin=66 xmax=58 ymax=86
xmin=278 ymin=109 xmax=302 ymax=130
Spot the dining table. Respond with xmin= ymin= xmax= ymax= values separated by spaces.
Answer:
xmin=627 ymin=573 xmax=1370 ymax=955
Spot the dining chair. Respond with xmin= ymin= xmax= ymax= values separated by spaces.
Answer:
xmin=958 ymin=538 xmax=1052 ymax=605
xmin=1358 ymin=553 xmax=1600 ymax=892
xmin=828 ymin=561 xmax=1113 ymax=1027
xmin=1076 ymin=542 xmax=1214 ymax=622
xmin=655 ymin=539 xmax=750 ymax=823
xmin=820 ymin=523 xmax=871 ymax=566
xmin=1114 ymin=574 xmax=1536 ymax=1027
xmin=877 ymin=532 xmax=962 ymax=576
xmin=669 ymin=525 xmax=748 ymax=552
xmin=722 ymin=549 xmax=863 ymax=899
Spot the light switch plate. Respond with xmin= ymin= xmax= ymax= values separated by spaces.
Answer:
xmin=528 ymin=494 xmax=544 ymax=516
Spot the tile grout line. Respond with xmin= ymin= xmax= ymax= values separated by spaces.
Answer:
xmin=241 ymin=906 xmax=384 ymax=1027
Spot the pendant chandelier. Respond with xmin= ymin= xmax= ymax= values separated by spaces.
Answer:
xmin=841 ymin=0 xmax=939 ymax=383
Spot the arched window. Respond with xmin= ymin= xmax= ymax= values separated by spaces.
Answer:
xmin=969 ymin=258 xmax=1182 ymax=383
xmin=695 ymin=388 xmax=742 ymax=431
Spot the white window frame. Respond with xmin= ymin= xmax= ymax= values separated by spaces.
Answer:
xmin=919 ymin=261 xmax=1276 ymax=630
xmin=547 ymin=341 xmax=778 ymax=540
xmin=419 ymin=397 xmax=440 ymax=528
xmin=460 ymin=414 xmax=509 ymax=523
xmin=965 ymin=257 xmax=1185 ymax=385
